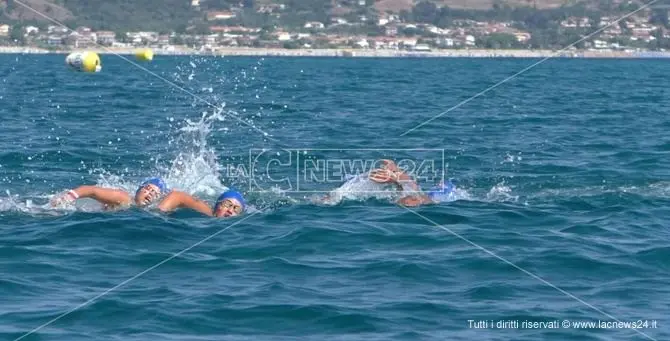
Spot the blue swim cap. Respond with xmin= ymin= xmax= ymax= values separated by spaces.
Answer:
xmin=137 ymin=177 xmax=167 ymax=194
xmin=215 ymin=189 xmax=246 ymax=211
xmin=426 ymin=179 xmax=456 ymax=202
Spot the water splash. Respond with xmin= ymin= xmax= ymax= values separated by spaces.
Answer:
xmin=61 ymin=107 xmax=231 ymax=199
xmin=316 ymin=173 xmax=398 ymax=205
xmin=159 ymin=108 xmax=228 ymax=197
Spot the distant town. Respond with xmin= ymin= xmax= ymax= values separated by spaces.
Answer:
xmin=0 ymin=1 xmax=669 ymax=54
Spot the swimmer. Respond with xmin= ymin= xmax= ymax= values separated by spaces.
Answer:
xmin=368 ymin=159 xmax=456 ymax=207
xmin=157 ymin=189 xmax=246 ymax=218
xmin=50 ymin=177 xmax=169 ymax=210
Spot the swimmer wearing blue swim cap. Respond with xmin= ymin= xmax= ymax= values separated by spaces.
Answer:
xmin=157 ymin=188 xmax=246 ymax=218
xmin=50 ymin=176 xmax=170 ymax=210
xmin=213 ymin=190 xmax=246 ymax=217
xmin=135 ymin=177 xmax=169 ymax=206
xmin=425 ymin=179 xmax=456 ymax=203
xmin=369 ymin=159 xmax=456 ymax=207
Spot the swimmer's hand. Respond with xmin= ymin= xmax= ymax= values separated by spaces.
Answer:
xmin=369 ymin=169 xmax=398 ymax=184
xmin=370 ymin=164 xmax=421 ymax=192
xmin=379 ymin=159 xmax=399 ymax=172
xmin=50 ymin=189 xmax=79 ymax=207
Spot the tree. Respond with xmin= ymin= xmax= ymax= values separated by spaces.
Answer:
xmin=597 ymin=0 xmax=614 ymax=12
xmin=365 ymin=22 xmax=384 ymax=36
xmin=655 ymin=38 xmax=670 ymax=50
xmin=175 ymin=24 xmax=188 ymax=34
xmin=283 ymin=40 xmax=300 ymax=49
xmin=205 ymin=0 xmax=232 ymax=10
xmin=588 ymin=12 xmax=601 ymax=30
xmin=236 ymin=10 xmax=272 ymax=28
xmin=491 ymin=0 xmax=512 ymax=22
xmin=115 ymin=31 xmax=127 ymax=43
xmin=10 ymin=24 xmax=25 ymax=45
xmin=191 ymin=22 xmax=211 ymax=34
xmin=480 ymin=33 xmax=518 ymax=49
xmin=618 ymin=1 xmax=639 ymax=12
xmin=285 ymin=0 xmax=331 ymax=14
xmin=259 ymin=29 xmax=274 ymax=41
xmin=435 ymin=16 xmax=451 ymax=28
xmin=399 ymin=9 xmax=412 ymax=22
xmin=618 ymin=19 xmax=628 ymax=31
xmin=653 ymin=28 xmax=663 ymax=40
xmin=63 ymin=19 xmax=79 ymax=30
xmin=171 ymin=35 xmax=185 ymax=45
xmin=650 ymin=8 xmax=669 ymax=29
xmin=525 ymin=11 xmax=550 ymax=29
xmin=528 ymin=30 xmax=549 ymax=48
xmin=412 ymin=1 xmax=438 ymax=24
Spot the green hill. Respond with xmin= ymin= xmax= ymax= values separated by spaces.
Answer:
xmin=374 ymin=0 xmax=573 ymax=12
xmin=0 ymin=0 xmax=655 ymax=31
xmin=1 ymin=0 xmax=201 ymax=30
xmin=58 ymin=0 xmax=196 ymax=31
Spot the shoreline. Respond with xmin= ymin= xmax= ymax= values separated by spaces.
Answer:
xmin=1 ymin=46 xmax=669 ymax=58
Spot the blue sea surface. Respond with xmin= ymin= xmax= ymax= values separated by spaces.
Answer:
xmin=0 ymin=54 xmax=668 ymax=341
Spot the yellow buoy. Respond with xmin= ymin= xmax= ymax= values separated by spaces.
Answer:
xmin=135 ymin=48 xmax=154 ymax=61
xmin=65 ymin=51 xmax=101 ymax=73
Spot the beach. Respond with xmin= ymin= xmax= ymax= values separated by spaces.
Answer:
xmin=1 ymin=45 xmax=669 ymax=58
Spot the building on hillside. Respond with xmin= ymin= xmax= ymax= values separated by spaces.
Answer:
xmin=48 ymin=25 xmax=69 ymax=34
xmin=24 ymin=26 xmax=39 ymax=35
xmin=0 ymin=24 xmax=10 ymax=37
xmin=593 ymin=39 xmax=608 ymax=49
xmin=206 ymin=11 xmax=236 ymax=21
xmin=304 ymin=22 xmax=325 ymax=29
xmin=46 ymin=35 xmax=64 ymax=45
xmin=65 ymin=31 xmax=97 ymax=48
xmin=560 ymin=17 xmax=589 ymax=28
xmin=514 ymin=32 xmax=531 ymax=43
xmin=96 ymin=31 xmax=116 ymax=45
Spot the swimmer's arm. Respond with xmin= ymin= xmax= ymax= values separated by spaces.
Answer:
xmin=395 ymin=175 xmax=436 ymax=206
xmin=393 ymin=172 xmax=421 ymax=192
xmin=69 ymin=186 xmax=132 ymax=207
xmin=397 ymin=194 xmax=433 ymax=207
xmin=157 ymin=191 xmax=214 ymax=217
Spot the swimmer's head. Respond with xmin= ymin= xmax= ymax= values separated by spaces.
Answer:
xmin=213 ymin=189 xmax=246 ymax=218
xmin=426 ymin=179 xmax=455 ymax=203
xmin=135 ymin=177 xmax=168 ymax=206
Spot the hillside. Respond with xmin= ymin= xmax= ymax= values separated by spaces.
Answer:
xmin=2 ymin=0 xmax=199 ymax=30
xmin=0 ymin=0 xmax=651 ymax=31
xmin=59 ymin=0 xmax=197 ymax=31
xmin=1 ymin=0 xmax=73 ymax=23
xmin=375 ymin=0 xmax=573 ymax=12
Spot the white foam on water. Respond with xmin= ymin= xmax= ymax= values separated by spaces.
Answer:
xmin=316 ymin=173 xmax=398 ymax=205
xmin=485 ymin=182 xmax=519 ymax=203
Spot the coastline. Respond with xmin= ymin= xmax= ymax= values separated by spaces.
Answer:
xmin=1 ymin=46 xmax=669 ymax=58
